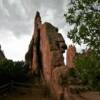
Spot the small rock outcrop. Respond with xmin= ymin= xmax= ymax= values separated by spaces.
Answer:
xmin=25 ymin=12 xmax=71 ymax=100
xmin=0 ymin=45 xmax=6 ymax=60
xmin=67 ymin=45 xmax=76 ymax=68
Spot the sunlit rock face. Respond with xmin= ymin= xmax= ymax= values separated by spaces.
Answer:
xmin=25 ymin=12 xmax=71 ymax=100
xmin=0 ymin=45 xmax=6 ymax=60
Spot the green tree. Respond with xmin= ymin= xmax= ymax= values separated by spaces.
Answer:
xmin=64 ymin=0 xmax=100 ymax=55
xmin=75 ymin=52 xmax=100 ymax=90
xmin=0 ymin=60 xmax=27 ymax=84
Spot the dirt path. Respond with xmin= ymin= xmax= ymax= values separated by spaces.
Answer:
xmin=0 ymin=86 xmax=52 ymax=100
xmin=0 ymin=86 xmax=100 ymax=100
xmin=73 ymin=92 xmax=100 ymax=100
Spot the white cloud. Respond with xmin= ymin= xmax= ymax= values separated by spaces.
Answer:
xmin=0 ymin=29 xmax=31 ymax=61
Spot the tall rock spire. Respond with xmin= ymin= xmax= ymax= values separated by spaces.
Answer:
xmin=33 ymin=11 xmax=42 ymax=75
xmin=25 ymin=11 xmax=42 ymax=74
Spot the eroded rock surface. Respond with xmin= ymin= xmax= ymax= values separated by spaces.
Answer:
xmin=25 ymin=12 xmax=70 ymax=100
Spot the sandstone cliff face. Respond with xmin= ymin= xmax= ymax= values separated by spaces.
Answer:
xmin=40 ymin=22 xmax=66 ymax=81
xmin=25 ymin=12 xmax=70 ymax=100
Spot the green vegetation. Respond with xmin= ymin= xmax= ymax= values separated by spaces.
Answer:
xmin=64 ymin=0 xmax=100 ymax=55
xmin=65 ymin=0 xmax=100 ymax=90
xmin=76 ymin=51 xmax=100 ymax=90
xmin=0 ymin=60 xmax=28 ymax=84
xmin=69 ymin=51 xmax=100 ymax=91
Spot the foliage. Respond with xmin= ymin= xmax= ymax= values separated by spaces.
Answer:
xmin=0 ymin=60 xmax=28 ymax=84
xmin=74 ymin=51 xmax=100 ymax=90
xmin=64 ymin=0 xmax=100 ymax=54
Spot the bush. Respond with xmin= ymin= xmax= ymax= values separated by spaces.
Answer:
xmin=75 ymin=51 xmax=100 ymax=90
xmin=0 ymin=60 xmax=28 ymax=84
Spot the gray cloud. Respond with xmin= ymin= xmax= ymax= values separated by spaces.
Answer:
xmin=0 ymin=0 xmax=68 ymax=37
xmin=0 ymin=0 xmax=85 ymax=61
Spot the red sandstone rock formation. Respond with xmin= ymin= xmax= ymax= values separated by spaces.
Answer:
xmin=0 ymin=45 xmax=6 ymax=60
xmin=25 ymin=12 xmax=70 ymax=100
xmin=25 ymin=11 xmax=42 ymax=74
xmin=67 ymin=45 xmax=76 ymax=68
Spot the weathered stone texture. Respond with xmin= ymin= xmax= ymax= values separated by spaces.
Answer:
xmin=25 ymin=12 xmax=69 ymax=100
xmin=51 ymin=66 xmax=70 ymax=100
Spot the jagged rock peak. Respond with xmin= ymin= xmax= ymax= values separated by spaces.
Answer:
xmin=34 ymin=11 xmax=42 ymax=26
xmin=35 ymin=11 xmax=40 ymax=18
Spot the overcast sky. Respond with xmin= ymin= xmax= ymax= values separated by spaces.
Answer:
xmin=0 ymin=0 xmax=86 ymax=61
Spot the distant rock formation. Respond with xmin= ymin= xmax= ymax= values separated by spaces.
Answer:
xmin=67 ymin=45 xmax=76 ymax=68
xmin=25 ymin=11 xmax=71 ymax=100
xmin=0 ymin=45 xmax=6 ymax=60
